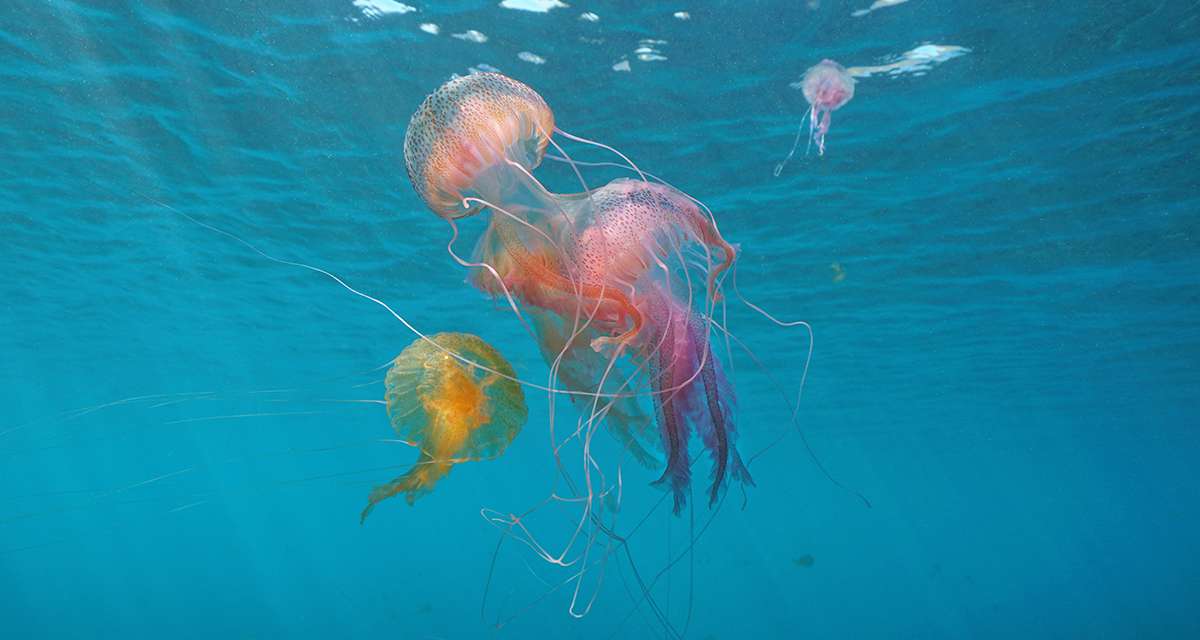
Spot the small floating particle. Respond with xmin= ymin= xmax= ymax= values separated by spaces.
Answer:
xmin=831 ymin=262 xmax=845 ymax=282
xmin=794 ymin=554 xmax=815 ymax=568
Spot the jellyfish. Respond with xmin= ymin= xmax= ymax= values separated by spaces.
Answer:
xmin=403 ymin=72 xmax=750 ymax=513
xmin=801 ymin=59 xmax=855 ymax=156
xmin=359 ymin=332 xmax=527 ymax=522
xmin=775 ymin=59 xmax=856 ymax=174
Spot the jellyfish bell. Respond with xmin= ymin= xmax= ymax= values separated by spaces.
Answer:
xmin=802 ymin=59 xmax=856 ymax=113
xmin=360 ymin=332 xmax=528 ymax=522
xmin=403 ymin=72 xmax=555 ymax=221
xmin=571 ymin=178 xmax=735 ymax=302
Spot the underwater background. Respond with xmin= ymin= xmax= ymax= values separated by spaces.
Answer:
xmin=2 ymin=1 xmax=1198 ymax=638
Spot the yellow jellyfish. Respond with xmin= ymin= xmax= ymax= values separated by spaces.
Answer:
xmin=360 ymin=332 xmax=527 ymax=523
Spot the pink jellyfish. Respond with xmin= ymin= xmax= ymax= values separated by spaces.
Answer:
xmin=803 ymin=59 xmax=856 ymax=155
xmin=775 ymin=58 xmax=856 ymax=174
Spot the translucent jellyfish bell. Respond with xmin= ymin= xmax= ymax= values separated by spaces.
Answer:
xmin=404 ymin=72 xmax=555 ymax=220
xmin=360 ymin=332 xmax=527 ymax=522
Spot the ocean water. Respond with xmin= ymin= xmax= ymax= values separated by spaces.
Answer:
xmin=2 ymin=1 xmax=1198 ymax=638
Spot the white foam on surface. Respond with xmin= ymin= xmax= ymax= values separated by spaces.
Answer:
xmin=845 ymin=44 xmax=970 ymax=78
xmin=451 ymin=30 xmax=488 ymax=43
xmin=352 ymin=0 xmax=416 ymax=19
xmin=419 ymin=23 xmax=439 ymax=35
xmin=851 ymin=0 xmax=910 ymax=18
xmin=635 ymin=38 xmax=668 ymax=62
xmin=499 ymin=0 xmax=567 ymax=12
xmin=518 ymin=51 xmax=546 ymax=64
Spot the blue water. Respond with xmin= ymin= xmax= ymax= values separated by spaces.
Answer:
xmin=3 ymin=1 xmax=1198 ymax=638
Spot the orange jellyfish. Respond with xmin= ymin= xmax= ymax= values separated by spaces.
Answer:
xmin=403 ymin=72 xmax=750 ymax=514
xmin=360 ymin=332 xmax=527 ymax=523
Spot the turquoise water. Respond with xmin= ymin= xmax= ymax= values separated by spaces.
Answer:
xmin=3 ymin=1 xmax=1198 ymax=638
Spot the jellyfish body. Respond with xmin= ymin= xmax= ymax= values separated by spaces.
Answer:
xmin=360 ymin=332 xmax=527 ymax=522
xmin=569 ymin=180 xmax=750 ymax=510
xmin=403 ymin=72 xmax=750 ymax=513
xmin=801 ymin=59 xmax=856 ymax=156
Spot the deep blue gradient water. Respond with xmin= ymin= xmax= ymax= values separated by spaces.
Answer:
xmin=2 ymin=1 xmax=1198 ymax=638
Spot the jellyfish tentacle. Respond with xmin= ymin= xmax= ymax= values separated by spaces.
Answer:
xmin=445 ymin=216 xmax=537 ymax=342
xmin=649 ymin=309 xmax=692 ymax=513
xmin=691 ymin=317 xmax=755 ymax=504
xmin=683 ymin=208 xmax=736 ymax=302
xmin=642 ymin=290 xmax=692 ymax=513
xmin=814 ymin=108 xmax=834 ymax=156
xmin=639 ymin=287 xmax=753 ymax=512
xmin=808 ymin=104 xmax=819 ymax=156
xmin=774 ymin=108 xmax=812 ymax=176
xmin=360 ymin=452 xmax=454 ymax=522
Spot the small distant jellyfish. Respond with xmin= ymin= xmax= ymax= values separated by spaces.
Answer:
xmin=775 ymin=59 xmax=856 ymax=174
xmin=802 ymin=59 xmax=855 ymax=155
xmin=359 ymin=333 xmax=527 ymax=523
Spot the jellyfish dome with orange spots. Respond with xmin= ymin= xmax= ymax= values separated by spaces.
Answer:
xmin=403 ymin=72 xmax=751 ymax=516
xmin=359 ymin=332 xmax=527 ymax=523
